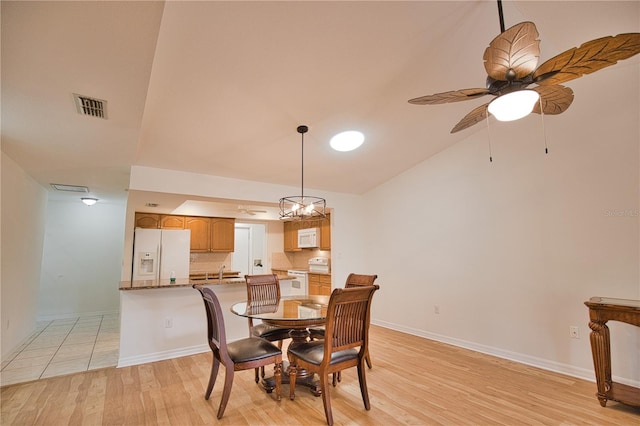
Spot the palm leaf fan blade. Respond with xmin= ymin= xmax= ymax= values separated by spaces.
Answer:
xmin=533 ymin=33 xmax=640 ymax=86
xmin=531 ymin=85 xmax=574 ymax=115
xmin=451 ymin=103 xmax=489 ymax=133
xmin=484 ymin=22 xmax=540 ymax=80
xmin=408 ymin=88 xmax=489 ymax=105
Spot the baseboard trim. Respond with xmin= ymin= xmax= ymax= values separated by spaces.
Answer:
xmin=371 ymin=319 xmax=639 ymax=389
xmin=117 ymin=344 xmax=209 ymax=368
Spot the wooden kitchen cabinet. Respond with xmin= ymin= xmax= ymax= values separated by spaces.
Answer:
xmin=211 ymin=218 xmax=235 ymax=252
xmin=134 ymin=213 xmax=185 ymax=229
xmin=283 ymin=221 xmax=301 ymax=252
xmin=319 ymin=213 xmax=331 ymax=250
xmin=283 ymin=214 xmax=331 ymax=251
xmin=160 ymin=215 xmax=185 ymax=229
xmin=134 ymin=213 xmax=160 ymax=229
xmin=185 ymin=216 xmax=210 ymax=252
xmin=308 ymin=273 xmax=332 ymax=296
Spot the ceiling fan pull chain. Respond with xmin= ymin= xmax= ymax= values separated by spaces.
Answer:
xmin=485 ymin=113 xmax=493 ymax=162
xmin=539 ymin=97 xmax=549 ymax=154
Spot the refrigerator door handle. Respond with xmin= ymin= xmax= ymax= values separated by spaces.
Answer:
xmin=157 ymin=243 xmax=162 ymax=280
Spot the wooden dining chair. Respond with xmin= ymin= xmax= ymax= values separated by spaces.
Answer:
xmin=309 ymin=273 xmax=378 ymax=376
xmin=245 ymin=274 xmax=294 ymax=382
xmin=193 ymin=285 xmax=282 ymax=419
xmin=288 ymin=285 xmax=379 ymax=426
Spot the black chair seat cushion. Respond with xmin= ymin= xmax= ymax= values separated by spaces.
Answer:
xmin=288 ymin=340 xmax=358 ymax=366
xmin=227 ymin=337 xmax=282 ymax=364
xmin=251 ymin=323 xmax=292 ymax=341
xmin=308 ymin=326 xmax=325 ymax=339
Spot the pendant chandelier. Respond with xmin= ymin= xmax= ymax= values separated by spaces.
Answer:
xmin=279 ymin=125 xmax=326 ymax=221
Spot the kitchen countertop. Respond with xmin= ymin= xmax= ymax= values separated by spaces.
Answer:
xmin=119 ymin=277 xmax=246 ymax=290
xmin=272 ymin=268 xmax=331 ymax=276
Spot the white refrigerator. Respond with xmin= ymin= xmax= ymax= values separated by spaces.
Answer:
xmin=132 ymin=228 xmax=191 ymax=280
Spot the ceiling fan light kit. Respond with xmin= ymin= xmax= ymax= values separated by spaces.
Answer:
xmin=279 ymin=125 xmax=326 ymax=221
xmin=487 ymin=90 xmax=540 ymax=122
xmin=408 ymin=0 xmax=640 ymax=135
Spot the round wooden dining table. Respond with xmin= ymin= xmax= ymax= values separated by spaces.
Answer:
xmin=231 ymin=295 xmax=330 ymax=396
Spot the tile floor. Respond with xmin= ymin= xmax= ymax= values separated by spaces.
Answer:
xmin=0 ymin=314 xmax=119 ymax=387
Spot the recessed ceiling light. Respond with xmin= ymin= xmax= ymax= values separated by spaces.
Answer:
xmin=330 ymin=131 xmax=364 ymax=152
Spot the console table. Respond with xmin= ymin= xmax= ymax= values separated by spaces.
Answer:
xmin=584 ymin=297 xmax=640 ymax=407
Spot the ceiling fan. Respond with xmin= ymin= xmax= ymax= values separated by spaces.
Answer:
xmin=409 ymin=0 xmax=640 ymax=133
xmin=232 ymin=205 xmax=268 ymax=216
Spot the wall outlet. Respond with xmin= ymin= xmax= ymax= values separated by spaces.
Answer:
xmin=164 ymin=317 xmax=173 ymax=328
xmin=434 ymin=305 xmax=440 ymax=314
xmin=569 ymin=326 xmax=579 ymax=339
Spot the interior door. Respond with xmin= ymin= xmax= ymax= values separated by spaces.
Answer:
xmin=232 ymin=225 xmax=251 ymax=276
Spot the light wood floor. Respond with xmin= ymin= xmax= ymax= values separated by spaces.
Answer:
xmin=1 ymin=325 xmax=639 ymax=425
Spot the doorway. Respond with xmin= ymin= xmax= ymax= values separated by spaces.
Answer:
xmin=232 ymin=223 xmax=266 ymax=276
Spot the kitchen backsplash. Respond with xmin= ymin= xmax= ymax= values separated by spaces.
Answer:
xmin=271 ymin=249 xmax=331 ymax=271
xmin=191 ymin=249 xmax=331 ymax=274
xmin=190 ymin=252 xmax=232 ymax=273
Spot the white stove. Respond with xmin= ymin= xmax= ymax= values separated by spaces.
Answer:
xmin=285 ymin=269 xmax=308 ymax=296
xmin=283 ymin=258 xmax=330 ymax=296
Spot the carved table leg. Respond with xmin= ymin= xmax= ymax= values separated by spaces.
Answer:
xmin=588 ymin=320 xmax=611 ymax=407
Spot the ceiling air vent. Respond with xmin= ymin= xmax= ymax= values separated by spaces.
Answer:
xmin=51 ymin=183 xmax=89 ymax=193
xmin=73 ymin=94 xmax=107 ymax=119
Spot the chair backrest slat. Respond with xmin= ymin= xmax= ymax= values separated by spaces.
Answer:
xmin=324 ymin=285 xmax=379 ymax=356
xmin=245 ymin=274 xmax=281 ymax=306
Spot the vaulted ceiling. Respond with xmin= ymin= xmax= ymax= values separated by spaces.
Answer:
xmin=3 ymin=1 xmax=639 ymax=208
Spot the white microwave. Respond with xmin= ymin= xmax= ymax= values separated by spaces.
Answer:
xmin=298 ymin=227 xmax=319 ymax=248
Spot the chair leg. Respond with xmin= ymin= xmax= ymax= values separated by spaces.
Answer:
xmin=331 ymin=370 xmax=342 ymax=386
xmin=262 ymin=341 xmax=281 ymax=380
xmin=254 ymin=367 xmax=260 ymax=383
xmin=365 ymin=351 xmax=372 ymax=369
xmin=205 ymin=357 xmax=220 ymax=400
xmin=216 ymin=365 xmax=234 ymax=419
xmin=357 ymin=359 xmax=371 ymax=411
xmin=274 ymin=362 xmax=282 ymax=401
xmin=319 ymin=371 xmax=334 ymax=426
xmin=289 ymin=364 xmax=297 ymax=400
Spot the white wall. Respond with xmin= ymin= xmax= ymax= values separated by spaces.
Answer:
xmin=38 ymin=199 xmax=124 ymax=319
xmin=1 ymin=153 xmax=47 ymax=357
xmin=118 ymin=283 xmax=247 ymax=367
xmin=364 ymin=65 xmax=640 ymax=384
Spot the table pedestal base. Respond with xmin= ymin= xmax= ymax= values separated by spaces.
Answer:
xmin=263 ymin=361 xmax=322 ymax=397
xmin=262 ymin=328 xmax=322 ymax=397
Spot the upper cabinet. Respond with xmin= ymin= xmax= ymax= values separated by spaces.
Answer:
xmin=160 ymin=215 xmax=185 ymax=229
xmin=319 ymin=213 xmax=331 ymax=251
xmin=135 ymin=212 xmax=235 ymax=253
xmin=134 ymin=213 xmax=160 ymax=229
xmin=185 ymin=216 xmax=211 ymax=252
xmin=211 ymin=218 xmax=235 ymax=252
xmin=283 ymin=221 xmax=301 ymax=252
xmin=283 ymin=213 xmax=331 ymax=252
xmin=135 ymin=213 xmax=186 ymax=230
